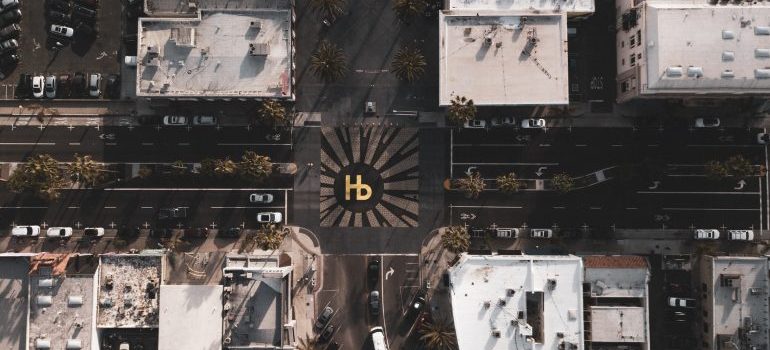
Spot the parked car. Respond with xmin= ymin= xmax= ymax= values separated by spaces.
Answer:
xmin=124 ymin=55 xmax=137 ymax=67
xmin=490 ymin=116 xmax=515 ymax=127
xmin=727 ymin=230 xmax=754 ymax=241
xmin=50 ymin=24 xmax=74 ymax=38
xmin=11 ymin=225 xmax=40 ymax=237
xmin=694 ymin=229 xmax=720 ymax=240
xmin=670 ymin=310 xmax=690 ymax=322
xmin=75 ymin=23 xmax=96 ymax=39
xmin=256 ymin=212 xmax=282 ymax=223
xmin=469 ymin=226 xmax=485 ymax=238
xmin=83 ymin=227 xmax=105 ymax=237
xmin=0 ymin=0 xmax=19 ymax=12
xmin=44 ymin=75 xmax=56 ymax=98
xmin=494 ymin=228 xmax=519 ymax=238
xmin=521 ymin=118 xmax=546 ymax=128
xmin=105 ymin=74 xmax=120 ymax=98
xmin=410 ymin=294 xmax=426 ymax=314
xmin=319 ymin=324 xmax=335 ymax=343
xmin=463 ymin=119 xmax=486 ymax=129
xmin=0 ymin=23 xmax=19 ymax=39
xmin=46 ymin=10 xmax=71 ymax=24
xmin=73 ymin=4 xmax=96 ymax=19
xmin=530 ymin=228 xmax=553 ymax=238
xmin=0 ymin=52 xmax=18 ymax=68
xmin=758 ymin=133 xmax=769 ymax=144
xmin=32 ymin=75 xmax=45 ymax=98
xmin=72 ymin=71 xmax=86 ymax=96
xmin=221 ymin=227 xmax=242 ymax=238
xmin=668 ymin=297 xmax=696 ymax=308
xmin=47 ymin=0 xmax=71 ymax=12
xmin=367 ymin=259 xmax=380 ymax=283
xmin=57 ymin=74 xmax=71 ymax=97
xmin=314 ymin=306 xmax=334 ymax=329
xmin=249 ymin=193 xmax=274 ymax=204
xmin=183 ymin=227 xmax=209 ymax=239
xmin=46 ymin=227 xmax=73 ymax=238
xmin=75 ymin=0 xmax=98 ymax=8
xmin=694 ymin=117 xmax=720 ymax=128
xmin=88 ymin=73 xmax=101 ymax=97
xmin=369 ymin=291 xmax=380 ymax=315
xmin=158 ymin=207 xmax=187 ymax=219
xmin=0 ymin=38 xmax=18 ymax=53
xmin=0 ymin=8 xmax=20 ymax=27
xmin=163 ymin=115 xmax=187 ymax=126
xmin=192 ymin=115 xmax=217 ymax=125
xmin=15 ymin=73 xmax=30 ymax=97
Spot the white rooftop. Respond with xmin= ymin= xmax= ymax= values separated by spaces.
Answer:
xmin=439 ymin=12 xmax=569 ymax=106
xmin=644 ymin=3 xmax=770 ymax=94
xmin=97 ymin=255 xmax=163 ymax=328
xmin=447 ymin=0 xmax=594 ymax=14
xmin=589 ymin=306 xmax=646 ymax=343
xmin=448 ymin=254 xmax=584 ymax=350
xmin=159 ymin=285 xmax=223 ymax=350
xmin=137 ymin=10 xmax=292 ymax=98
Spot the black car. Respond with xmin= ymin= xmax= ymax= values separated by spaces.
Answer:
xmin=183 ymin=227 xmax=208 ymax=239
xmin=369 ymin=291 xmax=380 ymax=315
xmin=0 ymin=52 xmax=18 ymax=68
xmin=57 ymin=74 xmax=71 ymax=97
xmin=74 ymin=0 xmax=98 ymax=8
xmin=47 ymin=10 xmax=71 ymax=24
xmin=105 ymin=74 xmax=120 ymax=98
xmin=73 ymin=4 xmax=96 ymax=19
xmin=319 ymin=324 xmax=335 ymax=343
xmin=158 ymin=207 xmax=187 ymax=220
xmin=47 ymin=0 xmax=71 ymax=12
xmin=0 ymin=9 xmax=21 ymax=27
xmin=14 ymin=73 xmax=30 ymax=98
xmin=0 ymin=23 xmax=19 ymax=39
xmin=314 ymin=306 xmax=334 ymax=329
xmin=367 ymin=259 xmax=380 ymax=283
xmin=221 ymin=227 xmax=242 ymax=238
xmin=72 ymin=71 xmax=86 ymax=96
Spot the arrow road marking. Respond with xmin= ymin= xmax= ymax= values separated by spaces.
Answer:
xmin=734 ymin=179 xmax=746 ymax=190
xmin=460 ymin=213 xmax=476 ymax=220
xmin=648 ymin=181 xmax=660 ymax=190
xmin=535 ymin=166 xmax=548 ymax=177
xmin=465 ymin=166 xmax=477 ymax=176
xmin=385 ymin=267 xmax=394 ymax=281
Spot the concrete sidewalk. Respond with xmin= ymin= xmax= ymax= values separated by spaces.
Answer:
xmin=282 ymin=226 xmax=323 ymax=346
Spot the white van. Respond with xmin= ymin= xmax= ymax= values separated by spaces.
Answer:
xmin=370 ymin=327 xmax=388 ymax=350
xmin=12 ymin=225 xmax=40 ymax=237
xmin=694 ymin=229 xmax=720 ymax=240
xmin=727 ymin=230 xmax=754 ymax=241
xmin=495 ymin=228 xmax=519 ymax=239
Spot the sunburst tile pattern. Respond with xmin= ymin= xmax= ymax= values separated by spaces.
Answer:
xmin=320 ymin=127 xmax=419 ymax=227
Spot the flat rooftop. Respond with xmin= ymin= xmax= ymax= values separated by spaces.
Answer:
xmin=447 ymin=0 xmax=594 ymax=14
xmin=97 ymin=255 xmax=163 ymax=328
xmin=137 ymin=10 xmax=292 ymax=98
xmin=589 ymin=306 xmax=646 ymax=344
xmin=439 ymin=12 xmax=569 ymax=106
xmin=28 ymin=256 xmax=98 ymax=350
xmin=0 ymin=255 xmax=31 ymax=350
xmin=708 ymin=256 xmax=769 ymax=348
xmin=644 ymin=3 xmax=770 ymax=94
xmin=159 ymin=285 xmax=223 ymax=350
xmin=448 ymin=254 xmax=584 ymax=350
xmin=584 ymin=256 xmax=649 ymax=298
xmin=145 ymin=0 xmax=291 ymax=16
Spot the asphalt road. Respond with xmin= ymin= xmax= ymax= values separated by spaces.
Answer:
xmin=0 ymin=125 xmax=293 ymax=163
xmin=449 ymin=127 xmax=769 ymax=231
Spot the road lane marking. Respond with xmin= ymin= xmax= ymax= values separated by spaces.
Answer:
xmin=141 ymin=142 xmax=154 ymax=146
xmin=637 ymin=191 xmax=760 ymax=195
xmin=104 ymin=206 xmax=117 ymax=209
xmin=211 ymin=206 xmax=284 ymax=209
xmin=454 ymin=162 xmax=558 ymax=166
xmin=0 ymin=142 xmax=55 ymax=146
xmin=140 ymin=206 xmax=153 ymax=209
xmin=625 ymin=207 xmax=638 ymax=210
xmin=687 ymin=144 xmax=763 ymax=148
xmin=647 ymin=144 xmax=659 ymax=147
xmin=590 ymin=206 xmax=602 ymax=210
xmin=450 ymin=205 xmax=523 ymax=209
xmin=662 ymin=208 xmax=760 ymax=211
xmin=105 ymin=142 xmax=117 ymax=146
xmin=0 ymin=206 xmax=47 ymax=209
xmin=218 ymin=143 xmax=292 ymax=146
xmin=178 ymin=143 xmax=190 ymax=146
xmin=539 ymin=144 xmax=551 ymax=147
xmin=68 ymin=142 xmax=81 ymax=146
xmin=575 ymin=144 xmax=587 ymax=147
xmin=553 ymin=206 xmax=566 ymax=209
xmin=67 ymin=206 xmax=79 ymax=209
xmin=104 ymin=188 xmax=293 ymax=191
xmin=611 ymin=144 xmax=623 ymax=147
xmin=453 ymin=144 xmax=526 ymax=147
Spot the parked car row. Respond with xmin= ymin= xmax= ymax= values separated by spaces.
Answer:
xmin=16 ymin=72 xmax=119 ymax=98
xmin=162 ymin=115 xmax=219 ymax=126
xmin=463 ymin=118 xmax=547 ymax=129
xmin=0 ymin=0 xmax=21 ymax=77
xmin=693 ymin=229 xmax=754 ymax=241
xmin=11 ymin=225 xmax=104 ymax=238
xmin=45 ymin=0 xmax=98 ymax=46
xmin=468 ymin=226 xmax=554 ymax=239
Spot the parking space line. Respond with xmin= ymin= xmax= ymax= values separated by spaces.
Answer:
xmin=0 ymin=206 xmax=47 ymax=209
xmin=662 ymin=208 xmax=759 ymax=211
xmin=453 ymin=162 xmax=558 ymax=166
xmin=140 ymin=206 xmax=153 ymax=209
xmin=211 ymin=206 xmax=284 ymax=209
xmin=141 ymin=142 xmax=154 ymax=146
xmin=0 ymin=142 xmax=55 ymax=146
xmin=452 ymin=144 xmax=526 ymax=147
xmin=217 ymin=143 xmax=293 ymax=146
xmin=637 ymin=191 xmax=759 ymax=195
xmin=450 ymin=205 xmax=523 ymax=209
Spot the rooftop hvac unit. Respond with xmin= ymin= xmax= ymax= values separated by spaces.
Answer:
xmin=507 ymin=288 xmax=515 ymax=296
xmin=547 ymin=279 xmax=557 ymax=290
xmin=498 ymin=299 xmax=507 ymax=306
xmin=750 ymin=288 xmax=765 ymax=295
xmin=491 ymin=329 xmax=501 ymax=338
xmin=147 ymin=46 xmax=159 ymax=56
xmin=483 ymin=301 xmax=491 ymax=308
xmin=756 ymin=69 xmax=770 ymax=79
xmin=249 ymin=42 xmax=270 ymax=56
xmin=250 ymin=21 xmax=262 ymax=29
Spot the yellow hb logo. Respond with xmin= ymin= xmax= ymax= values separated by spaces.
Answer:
xmin=345 ymin=175 xmax=372 ymax=201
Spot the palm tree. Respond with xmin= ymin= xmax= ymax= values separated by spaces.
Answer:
xmin=496 ymin=172 xmax=523 ymax=194
xmin=199 ymin=158 xmax=217 ymax=177
xmin=137 ymin=166 xmax=153 ymax=179
xmin=705 ymin=160 xmax=728 ymax=181
xmin=446 ymin=95 xmax=476 ymax=125
xmin=256 ymin=224 xmax=286 ymax=250
xmin=238 ymin=151 xmax=273 ymax=184
xmin=8 ymin=154 xmax=66 ymax=200
xmin=310 ymin=0 xmax=346 ymax=21
xmin=725 ymin=155 xmax=754 ymax=179
xmin=393 ymin=0 xmax=426 ymax=23
xmin=67 ymin=153 xmax=106 ymax=187
xmin=258 ymin=99 xmax=289 ymax=126
xmin=419 ymin=317 xmax=458 ymax=350
xmin=441 ymin=226 xmax=470 ymax=254
xmin=170 ymin=160 xmax=187 ymax=176
xmin=215 ymin=158 xmax=238 ymax=176
xmin=453 ymin=172 xmax=485 ymax=199
xmin=310 ymin=40 xmax=347 ymax=83
xmin=391 ymin=45 xmax=426 ymax=82
xmin=551 ymin=173 xmax=575 ymax=193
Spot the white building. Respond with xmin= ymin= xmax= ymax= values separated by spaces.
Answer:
xmin=699 ymin=256 xmax=770 ymax=350
xmin=448 ymin=254 xmax=584 ymax=350
xmin=616 ymin=0 xmax=770 ymax=102
xmin=159 ymin=285 xmax=223 ymax=350
xmin=439 ymin=0 xmax=593 ymax=106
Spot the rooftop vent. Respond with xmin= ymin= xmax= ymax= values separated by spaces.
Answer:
xmin=498 ymin=298 xmax=507 ymax=306
xmin=67 ymin=295 xmax=83 ymax=307
xmin=756 ymin=26 xmax=770 ymax=35
xmin=66 ymin=339 xmax=82 ymax=350
xmin=36 ymin=295 xmax=53 ymax=307
xmin=547 ymin=279 xmax=557 ymax=290
xmin=250 ymin=21 xmax=262 ymax=29
xmin=507 ymin=288 xmax=515 ymax=296
xmin=722 ymin=30 xmax=735 ymax=39
xmin=687 ymin=66 xmax=704 ymax=78
xmin=38 ymin=279 xmax=54 ymax=288
xmin=756 ymin=69 xmax=770 ymax=78
xmin=722 ymin=51 xmax=735 ymax=61
xmin=757 ymin=49 xmax=770 ymax=58
xmin=248 ymin=42 xmax=270 ymax=56
xmin=35 ymin=339 xmax=50 ymax=350
xmin=491 ymin=329 xmax=501 ymax=338
xmin=722 ymin=70 xmax=735 ymax=78
xmin=666 ymin=66 xmax=683 ymax=78
xmin=483 ymin=301 xmax=491 ymax=308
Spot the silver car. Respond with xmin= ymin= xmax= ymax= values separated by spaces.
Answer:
xmin=249 ymin=193 xmax=274 ymax=204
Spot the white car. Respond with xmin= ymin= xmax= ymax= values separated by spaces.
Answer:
xmin=530 ymin=229 xmax=553 ymax=238
xmin=463 ymin=120 xmax=486 ymax=129
xmin=521 ymin=118 xmax=546 ymax=129
xmin=694 ymin=117 xmax=720 ymax=128
xmin=249 ymin=193 xmax=274 ymax=204
xmin=163 ymin=115 xmax=188 ymax=126
xmin=694 ymin=229 xmax=720 ymax=240
xmin=494 ymin=228 xmax=519 ymax=238
xmin=88 ymin=73 xmax=102 ymax=97
xmin=0 ymin=0 xmax=19 ymax=12
xmin=46 ymin=227 xmax=73 ymax=238
xmin=257 ymin=212 xmax=283 ymax=223
xmin=84 ymin=227 xmax=105 ymax=237
xmin=727 ymin=230 xmax=754 ymax=241
xmin=192 ymin=115 xmax=217 ymax=125
xmin=490 ymin=117 xmax=515 ymax=127
xmin=668 ymin=297 xmax=696 ymax=308
xmin=49 ymin=24 xmax=74 ymax=38
xmin=12 ymin=225 xmax=40 ymax=237
xmin=758 ymin=133 xmax=769 ymax=144
xmin=32 ymin=75 xmax=45 ymax=98
xmin=44 ymin=75 xmax=56 ymax=98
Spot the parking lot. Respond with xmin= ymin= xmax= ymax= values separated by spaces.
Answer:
xmin=0 ymin=0 xmax=124 ymax=99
